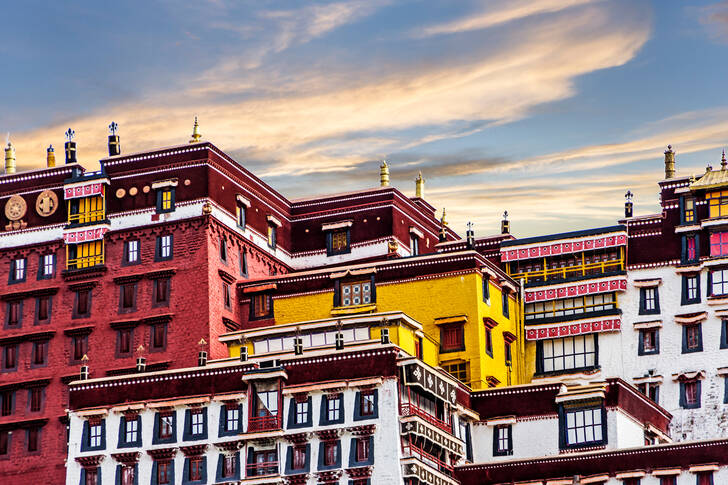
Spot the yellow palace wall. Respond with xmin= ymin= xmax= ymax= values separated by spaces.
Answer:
xmin=227 ymin=271 xmax=525 ymax=390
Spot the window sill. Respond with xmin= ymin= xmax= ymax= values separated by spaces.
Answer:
xmin=533 ymin=366 xmax=600 ymax=378
xmin=331 ymin=304 xmax=376 ymax=316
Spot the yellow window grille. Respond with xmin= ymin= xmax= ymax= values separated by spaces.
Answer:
xmin=707 ymin=191 xmax=728 ymax=218
xmin=67 ymin=241 xmax=104 ymax=269
xmin=161 ymin=190 xmax=172 ymax=211
xmin=68 ymin=195 xmax=105 ymax=224
xmin=442 ymin=362 xmax=469 ymax=385
xmin=331 ymin=230 xmax=348 ymax=252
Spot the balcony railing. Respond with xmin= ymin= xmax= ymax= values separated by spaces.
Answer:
xmin=247 ymin=414 xmax=282 ymax=433
xmin=402 ymin=442 xmax=453 ymax=476
xmin=67 ymin=254 xmax=105 ymax=270
xmin=246 ymin=461 xmax=279 ymax=477
xmin=68 ymin=209 xmax=106 ymax=225
xmin=509 ymin=258 xmax=624 ymax=284
xmin=400 ymin=403 xmax=452 ymax=433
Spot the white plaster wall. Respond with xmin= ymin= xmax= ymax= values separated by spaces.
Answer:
xmin=611 ymin=410 xmax=645 ymax=449
xmin=596 ymin=469 xmax=728 ymax=484
xmin=622 ymin=267 xmax=728 ymax=441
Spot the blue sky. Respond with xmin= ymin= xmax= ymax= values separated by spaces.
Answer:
xmin=5 ymin=0 xmax=728 ymax=237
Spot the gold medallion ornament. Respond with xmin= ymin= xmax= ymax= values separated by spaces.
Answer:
xmin=5 ymin=195 xmax=27 ymax=221
xmin=36 ymin=190 xmax=59 ymax=217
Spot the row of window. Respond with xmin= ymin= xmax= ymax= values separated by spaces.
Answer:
xmin=525 ymin=293 xmax=616 ymax=321
xmin=0 ymin=425 xmax=42 ymax=457
xmin=0 ymin=387 xmax=45 ymax=416
xmin=535 ymin=334 xmax=597 ymax=375
xmin=637 ymin=320 xmax=728 ymax=356
xmin=7 ymin=254 xmax=55 ymax=284
xmin=641 ymin=271 xmax=728 ymax=311
xmin=636 ymin=376 xmax=728 ymax=410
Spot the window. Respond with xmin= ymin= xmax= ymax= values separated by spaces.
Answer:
xmin=220 ymin=238 xmax=227 ymax=262
xmin=150 ymin=323 xmax=167 ymax=350
xmin=40 ymin=254 xmax=55 ymax=278
xmin=658 ymin=477 xmax=676 ymax=485
xmin=683 ymin=324 xmax=703 ymax=353
xmin=152 ymin=278 xmax=170 ymax=307
xmin=525 ymin=293 xmax=618 ymax=321
xmin=563 ymin=407 xmax=604 ymax=447
xmin=415 ymin=336 xmax=423 ymax=359
xmin=639 ymin=287 xmax=659 ymax=315
xmin=638 ymin=328 xmax=659 ymax=355
xmin=712 ymin=269 xmax=728 ymax=296
xmin=637 ymin=382 xmax=660 ymax=403
xmin=711 ymin=232 xmax=728 ymax=257
xmin=226 ymin=407 xmax=239 ymax=432
xmin=697 ymin=473 xmax=713 ymax=485
xmin=189 ymin=456 xmax=203 ymax=481
xmin=157 ymin=461 xmax=171 ymax=484
xmin=251 ymin=293 xmax=272 ymax=319
xmin=222 ymin=454 xmax=235 ymax=477
xmin=682 ymin=274 xmax=700 ymax=304
xmin=191 ymin=410 xmax=204 ymax=435
xmin=502 ymin=290 xmax=509 ymax=317
xmin=493 ymin=424 xmax=512 ymax=456
xmin=236 ymin=202 xmax=246 ymax=228
xmin=223 ymin=282 xmax=231 ymax=310
xmin=252 ymin=450 xmax=276 ymax=476
xmin=120 ymin=283 xmax=136 ymax=311
xmin=69 ymin=196 xmax=104 ymax=224
xmin=27 ymin=427 xmax=40 ymax=452
xmin=1 ymin=391 xmax=13 ymax=416
xmin=240 ymin=251 xmax=248 ymax=277
xmin=3 ymin=345 xmax=17 ymax=371
xmin=327 ymin=229 xmax=350 ymax=255
xmin=36 ymin=296 xmax=50 ymax=323
xmin=0 ymin=431 xmax=8 ymax=456
xmin=355 ymin=437 xmax=370 ymax=462
xmin=74 ymin=289 xmax=91 ymax=318
xmin=30 ymin=340 xmax=47 ymax=367
xmin=267 ymin=223 xmax=277 ymax=249
xmin=485 ymin=327 xmax=493 ymax=357
xmin=482 ymin=276 xmax=490 ymax=304
xmin=117 ymin=328 xmax=133 ymax=356
xmin=340 ymin=280 xmax=371 ymax=306
xmin=10 ymin=258 xmax=26 ymax=283
xmin=685 ymin=234 xmax=698 ymax=262
xmin=255 ymin=390 xmax=278 ymax=417
xmin=89 ymin=423 xmax=102 ymax=448
xmin=71 ymin=335 xmax=88 ymax=362
xmin=707 ymin=190 xmax=728 ymax=218
xmin=323 ymin=441 xmax=338 ymax=466
xmin=683 ymin=197 xmax=696 ymax=223
xmin=159 ymin=413 xmax=174 ymax=439
xmin=125 ymin=417 xmax=138 ymax=443
xmin=410 ymin=235 xmax=419 ymax=256
xmin=295 ymin=401 xmax=308 ymax=424
xmin=157 ymin=234 xmax=173 ymax=260
xmin=440 ymin=324 xmax=464 ymax=352
xmin=722 ymin=319 xmax=728 ymax=349
xmin=680 ymin=380 xmax=701 ymax=408
xmin=68 ymin=241 xmax=104 ymax=269
xmin=28 ymin=387 xmax=42 ymax=412
xmin=360 ymin=391 xmax=375 ymax=417
xmin=156 ymin=188 xmax=175 ymax=213
xmin=327 ymin=396 xmax=340 ymax=422
xmin=121 ymin=466 xmax=134 ymax=485
xmin=124 ymin=240 xmax=140 ymax=265
xmin=539 ymin=335 xmax=597 ymax=373
xmin=504 ymin=340 xmax=512 ymax=365
xmin=442 ymin=362 xmax=468 ymax=385
xmin=6 ymin=301 xmax=21 ymax=328
xmin=292 ymin=446 xmax=306 ymax=470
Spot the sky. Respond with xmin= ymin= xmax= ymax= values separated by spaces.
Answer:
xmin=4 ymin=0 xmax=728 ymax=237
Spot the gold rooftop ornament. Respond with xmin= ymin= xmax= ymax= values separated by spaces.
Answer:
xmin=380 ymin=160 xmax=390 ymax=187
xmin=189 ymin=116 xmax=202 ymax=143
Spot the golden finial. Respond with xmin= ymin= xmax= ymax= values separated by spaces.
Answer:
xmin=415 ymin=171 xmax=424 ymax=198
xmin=380 ymin=160 xmax=390 ymax=187
xmin=4 ymin=135 xmax=16 ymax=175
xmin=136 ymin=344 xmax=145 ymax=355
xmin=81 ymin=354 xmax=89 ymax=363
xmin=46 ymin=145 xmax=56 ymax=168
xmin=722 ymin=150 xmax=727 ymax=170
xmin=198 ymin=338 xmax=207 ymax=346
xmin=189 ymin=116 xmax=202 ymax=144
xmin=440 ymin=208 xmax=448 ymax=226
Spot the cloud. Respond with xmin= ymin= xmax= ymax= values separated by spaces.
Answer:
xmin=699 ymin=1 xmax=728 ymax=41
xmin=415 ymin=0 xmax=599 ymax=38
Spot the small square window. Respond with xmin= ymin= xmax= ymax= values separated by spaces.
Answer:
xmin=251 ymin=293 xmax=273 ymax=320
xmin=360 ymin=391 xmax=375 ymax=416
xmin=31 ymin=341 xmax=48 ymax=367
xmin=639 ymin=287 xmax=659 ymax=314
xmin=638 ymin=328 xmax=659 ymax=355
xmin=156 ymin=235 xmax=173 ymax=261
xmin=493 ymin=424 xmax=512 ymax=456
xmin=440 ymin=324 xmax=464 ymax=352
xmin=124 ymin=240 xmax=140 ymax=265
xmin=683 ymin=324 xmax=703 ymax=353
xmin=442 ymin=362 xmax=468 ymax=385
xmin=39 ymin=254 xmax=55 ymax=279
xmin=9 ymin=258 xmax=26 ymax=283
xmin=713 ymin=269 xmax=728 ymax=296
xmin=562 ymin=407 xmax=604 ymax=448
xmin=150 ymin=323 xmax=167 ymax=351
xmin=339 ymin=280 xmax=373 ymax=307
xmin=2 ymin=345 xmax=18 ymax=371
xmin=323 ymin=441 xmax=338 ymax=466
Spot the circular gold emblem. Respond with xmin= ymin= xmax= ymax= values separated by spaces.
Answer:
xmin=5 ymin=195 xmax=27 ymax=221
xmin=129 ymin=187 xmax=138 ymax=196
xmin=35 ymin=190 xmax=59 ymax=217
xmin=116 ymin=188 xmax=126 ymax=198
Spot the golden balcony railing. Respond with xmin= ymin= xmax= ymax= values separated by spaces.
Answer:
xmin=67 ymin=209 xmax=105 ymax=224
xmin=509 ymin=258 xmax=624 ymax=284
xmin=67 ymin=254 xmax=105 ymax=270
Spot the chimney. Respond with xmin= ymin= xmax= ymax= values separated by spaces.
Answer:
xmin=46 ymin=145 xmax=56 ymax=167
xmin=380 ymin=160 xmax=390 ymax=187
xmin=198 ymin=351 xmax=208 ymax=366
xmin=294 ymin=337 xmax=304 ymax=355
xmin=239 ymin=346 xmax=248 ymax=361
xmin=415 ymin=172 xmax=424 ymax=198
xmin=466 ymin=222 xmax=475 ymax=248
xmin=625 ymin=190 xmax=634 ymax=218
xmin=79 ymin=354 xmax=89 ymax=380
xmin=189 ymin=116 xmax=201 ymax=144
xmin=108 ymin=121 xmax=120 ymax=156
xmin=438 ymin=208 xmax=448 ymax=243
xmin=136 ymin=356 xmax=146 ymax=373
xmin=664 ymin=145 xmax=675 ymax=179
xmin=64 ymin=128 xmax=77 ymax=164
xmin=501 ymin=211 xmax=510 ymax=234
xmin=4 ymin=138 xmax=16 ymax=175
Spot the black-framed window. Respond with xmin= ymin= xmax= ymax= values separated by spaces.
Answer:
xmin=183 ymin=408 xmax=208 ymax=441
xmin=267 ymin=223 xmax=277 ymax=249
xmin=442 ymin=361 xmax=468 ymax=385
xmin=696 ymin=472 xmax=714 ymax=485
xmin=156 ymin=188 xmax=175 ymax=214
xmin=287 ymin=396 xmax=312 ymax=429
xmin=319 ymin=440 xmax=341 ymax=470
xmin=485 ymin=327 xmax=493 ymax=357
xmin=217 ymin=451 xmax=240 ymax=482
xmin=326 ymin=228 xmax=351 ymax=256
xmin=223 ymin=282 xmax=232 ymax=310
xmin=117 ymin=327 xmax=134 ymax=357
xmin=152 ymin=278 xmax=171 ymax=307
xmin=287 ymin=444 xmax=309 ymax=473
xmin=2 ymin=345 xmax=18 ymax=372
xmin=240 ymin=251 xmax=248 ymax=278
xmin=682 ymin=197 xmax=696 ymax=224
xmin=153 ymin=410 xmax=177 ymax=444
xmin=154 ymin=460 xmax=174 ymax=485
xmin=710 ymin=269 xmax=728 ymax=296
xmin=35 ymin=296 xmax=51 ymax=324
xmin=638 ymin=328 xmax=659 ymax=355
xmin=219 ymin=404 xmax=242 ymax=436
xmin=679 ymin=380 xmax=701 ymax=409
xmin=682 ymin=323 xmax=703 ymax=353
xmin=440 ymin=323 xmax=465 ymax=352
xmin=150 ymin=322 xmax=168 ymax=351
xmin=682 ymin=274 xmax=700 ymax=305
xmin=537 ymin=334 xmax=597 ymax=374
xmin=320 ymin=394 xmax=344 ymax=425
xmin=119 ymin=283 xmax=137 ymax=313
xmin=117 ymin=464 xmax=137 ymax=485
xmin=349 ymin=436 xmax=373 ymax=467
xmin=5 ymin=301 xmax=22 ymax=328
xmin=493 ymin=424 xmax=513 ymax=456
xmin=722 ymin=319 xmax=728 ymax=349
xmin=1 ymin=390 xmax=14 ymax=416
xmin=637 ymin=382 xmax=660 ymax=404
xmin=183 ymin=455 xmax=206 ymax=484
xmin=220 ymin=238 xmax=227 ymax=263
xmin=482 ymin=275 xmax=490 ymax=304
xmin=639 ymin=287 xmax=660 ymax=315
xmin=73 ymin=289 xmax=92 ymax=318
xmin=250 ymin=293 xmax=273 ymax=320
xmin=560 ymin=405 xmax=606 ymax=449
xmin=9 ymin=258 xmax=26 ymax=284
xmin=123 ymin=240 xmax=141 ymax=266
xmin=118 ymin=415 xmax=142 ymax=448
xmin=28 ymin=387 xmax=43 ymax=412
xmin=335 ymin=277 xmax=376 ymax=307
xmin=38 ymin=253 xmax=55 ymax=279
xmin=682 ymin=234 xmax=699 ymax=264
xmin=156 ymin=234 xmax=173 ymax=261
xmin=236 ymin=202 xmax=246 ymax=228
xmin=31 ymin=340 xmax=48 ymax=367
xmin=81 ymin=419 xmax=106 ymax=451
xmin=70 ymin=334 xmax=88 ymax=363
xmin=658 ymin=476 xmax=676 ymax=485
xmin=501 ymin=290 xmax=509 ymax=318
xmin=410 ymin=234 xmax=420 ymax=256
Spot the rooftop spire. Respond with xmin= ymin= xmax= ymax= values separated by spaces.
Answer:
xmin=108 ymin=121 xmax=121 ymax=156
xmin=380 ymin=160 xmax=390 ymax=187
xmin=189 ymin=116 xmax=202 ymax=144
xmin=722 ymin=150 xmax=727 ymax=170
xmin=501 ymin=210 xmax=510 ymax=234
xmin=4 ymin=136 xmax=16 ymax=175
xmin=46 ymin=145 xmax=55 ymax=168
xmin=438 ymin=208 xmax=448 ymax=243
xmin=664 ymin=144 xmax=675 ymax=179
xmin=415 ymin=171 xmax=424 ymax=198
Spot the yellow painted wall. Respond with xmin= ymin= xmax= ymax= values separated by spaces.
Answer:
xmin=227 ymin=271 xmax=524 ymax=390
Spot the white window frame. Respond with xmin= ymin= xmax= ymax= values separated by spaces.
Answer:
xmin=191 ymin=411 xmax=204 ymax=435
xmin=127 ymin=240 xmax=139 ymax=263
xmin=541 ymin=335 xmax=596 ymax=373
xmin=125 ymin=418 xmax=138 ymax=443
xmin=226 ymin=407 xmax=239 ymax=432
xmin=89 ymin=423 xmax=102 ymax=448
xmin=565 ymin=407 xmax=603 ymax=446
xmin=42 ymin=254 xmax=54 ymax=276
xmin=160 ymin=235 xmax=172 ymax=259
xmin=13 ymin=258 xmax=25 ymax=281
xmin=327 ymin=396 xmax=340 ymax=421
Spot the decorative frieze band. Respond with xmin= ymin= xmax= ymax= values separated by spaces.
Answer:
xmin=525 ymin=317 xmax=621 ymax=340
xmin=63 ymin=224 xmax=110 ymax=244
xmin=501 ymin=234 xmax=627 ymax=262
xmin=524 ymin=277 xmax=627 ymax=303
xmin=64 ymin=180 xmax=107 ymax=200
